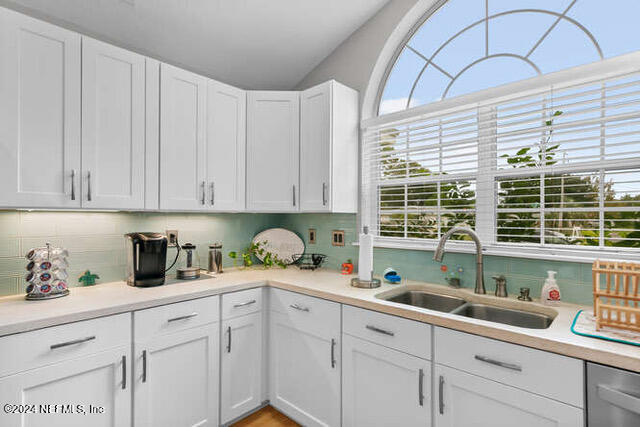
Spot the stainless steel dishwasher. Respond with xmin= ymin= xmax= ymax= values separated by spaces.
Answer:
xmin=587 ymin=362 xmax=640 ymax=426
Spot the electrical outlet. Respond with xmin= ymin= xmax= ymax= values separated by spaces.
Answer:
xmin=331 ymin=230 xmax=345 ymax=246
xmin=308 ymin=228 xmax=316 ymax=244
xmin=166 ymin=230 xmax=178 ymax=247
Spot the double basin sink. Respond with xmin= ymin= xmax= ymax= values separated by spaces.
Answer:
xmin=379 ymin=290 xmax=555 ymax=329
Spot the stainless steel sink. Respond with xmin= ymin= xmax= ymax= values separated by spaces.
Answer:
xmin=450 ymin=303 xmax=554 ymax=329
xmin=384 ymin=291 xmax=467 ymax=313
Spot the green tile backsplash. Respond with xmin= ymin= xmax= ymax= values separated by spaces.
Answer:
xmin=0 ymin=211 xmax=594 ymax=305
xmin=273 ymin=213 xmax=595 ymax=306
xmin=0 ymin=211 xmax=279 ymax=297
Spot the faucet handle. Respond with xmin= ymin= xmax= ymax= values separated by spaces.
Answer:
xmin=492 ymin=275 xmax=507 ymax=297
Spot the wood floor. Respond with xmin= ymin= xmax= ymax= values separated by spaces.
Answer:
xmin=231 ymin=406 xmax=300 ymax=427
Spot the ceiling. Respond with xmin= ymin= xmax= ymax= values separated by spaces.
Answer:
xmin=2 ymin=0 xmax=389 ymax=89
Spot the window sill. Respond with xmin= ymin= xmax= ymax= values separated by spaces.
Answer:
xmin=352 ymin=237 xmax=640 ymax=264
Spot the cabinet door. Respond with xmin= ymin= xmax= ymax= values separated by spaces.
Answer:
xmin=246 ymin=91 xmax=299 ymax=212
xmin=342 ymin=334 xmax=430 ymax=427
xmin=207 ymin=80 xmax=246 ymax=211
xmin=435 ymin=364 xmax=583 ymax=427
xmin=300 ymin=81 xmax=331 ymax=212
xmin=134 ymin=324 xmax=219 ymax=427
xmin=0 ymin=9 xmax=81 ymax=208
xmin=221 ymin=312 xmax=263 ymax=423
xmin=82 ymin=37 xmax=145 ymax=209
xmin=0 ymin=346 xmax=131 ymax=427
xmin=159 ymin=63 xmax=208 ymax=210
xmin=269 ymin=310 xmax=340 ymax=427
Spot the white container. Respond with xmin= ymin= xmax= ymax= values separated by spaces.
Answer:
xmin=540 ymin=270 xmax=561 ymax=305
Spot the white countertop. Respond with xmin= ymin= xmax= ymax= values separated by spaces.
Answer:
xmin=1 ymin=267 xmax=638 ymax=372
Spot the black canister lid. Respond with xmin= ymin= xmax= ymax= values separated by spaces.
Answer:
xmin=181 ymin=243 xmax=196 ymax=250
xmin=209 ymin=243 xmax=222 ymax=249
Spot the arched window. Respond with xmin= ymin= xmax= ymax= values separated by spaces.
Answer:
xmin=379 ymin=0 xmax=640 ymax=115
xmin=362 ymin=0 xmax=640 ymax=258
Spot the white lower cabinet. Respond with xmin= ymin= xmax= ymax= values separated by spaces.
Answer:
xmin=221 ymin=311 xmax=263 ymax=423
xmin=434 ymin=364 xmax=584 ymax=427
xmin=133 ymin=297 xmax=220 ymax=427
xmin=269 ymin=289 xmax=341 ymax=426
xmin=0 ymin=346 xmax=131 ymax=427
xmin=342 ymin=334 xmax=431 ymax=427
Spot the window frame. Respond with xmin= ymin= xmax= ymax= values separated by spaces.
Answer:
xmin=362 ymin=51 xmax=640 ymax=263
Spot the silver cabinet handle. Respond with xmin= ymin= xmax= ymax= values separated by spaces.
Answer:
xmin=474 ymin=355 xmax=522 ymax=372
xmin=438 ymin=375 xmax=445 ymax=414
xmin=50 ymin=335 xmax=96 ymax=350
xmin=210 ymin=182 xmax=215 ymax=205
xmin=233 ymin=299 xmax=256 ymax=308
xmin=70 ymin=169 xmax=76 ymax=200
xmin=322 ymin=182 xmax=327 ymax=206
xmin=330 ymin=338 xmax=336 ymax=368
xmin=289 ymin=303 xmax=309 ymax=312
xmin=598 ymin=384 xmax=640 ymax=415
xmin=167 ymin=312 xmax=199 ymax=323
xmin=365 ymin=325 xmax=395 ymax=336
xmin=418 ymin=368 xmax=425 ymax=406
xmin=292 ymin=185 xmax=296 ymax=206
xmin=87 ymin=171 xmax=92 ymax=201
xmin=142 ymin=350 xmax=147 ymax=383
xmin=227 ymin=326 xmax=232 ymax=353
xmin=201 ymin=181 xmax=206 ymax=205
xmin=122 ymin=355 xmax=126 ymax=390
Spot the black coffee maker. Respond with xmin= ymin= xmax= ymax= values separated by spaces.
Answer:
xmin=125 ymin=233 xmax=167 ymax=287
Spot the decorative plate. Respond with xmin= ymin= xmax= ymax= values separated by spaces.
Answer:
xmin=252 ymin=228 xmax=305 ymax=265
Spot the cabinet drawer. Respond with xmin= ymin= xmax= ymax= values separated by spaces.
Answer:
xmin=269 ymin=288 xmax=340 ymax=337
xmin=222 ymin=287 xmax=263 ymax=320
xmin=0 ymin=313 xmax=130 ymax=377
xmin=343 ymin=305 xmax=431 ymax=360
xmin=434 ymin=327 xmax=584 ymax=407
xmin=134 ymin=295 xmax=219 ymax=340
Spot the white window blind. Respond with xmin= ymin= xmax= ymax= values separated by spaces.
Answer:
xmin=362 ymin=53 xmax=640 ymax=257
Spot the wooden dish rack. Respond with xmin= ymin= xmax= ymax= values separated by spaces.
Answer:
xmin=592 ymin=260 xmax=640 ymax=332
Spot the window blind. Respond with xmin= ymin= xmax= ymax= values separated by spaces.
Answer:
xmin=362 ymin=53 xmax=640 ymax=253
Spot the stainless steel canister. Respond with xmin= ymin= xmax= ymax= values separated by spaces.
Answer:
xmin=208 ymin=243 xmax=223 ymax=274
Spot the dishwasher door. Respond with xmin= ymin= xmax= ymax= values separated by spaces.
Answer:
xmin=587 ymin=362 xmax=640 ymax=426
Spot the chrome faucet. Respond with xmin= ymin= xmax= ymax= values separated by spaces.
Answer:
xmin=433 ymin=227 xmax=485 ymax=294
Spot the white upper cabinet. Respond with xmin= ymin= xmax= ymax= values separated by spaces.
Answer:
xmin=300 ymin=81 xmax=358 ymax=213
xmin=207 ymin=80 xmax=246 ymax=211
xmin=82 ymin=37 xmax=146 ymax=209
xmin=159 ymin=63 xmax=208 ymax=210
xmin=0 ymin=9 xmax=81 ymax=208
xmin=246 ymin=91 xmax=300 ymax=212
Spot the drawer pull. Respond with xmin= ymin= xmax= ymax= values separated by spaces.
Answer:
xmin=438 ymin=375 xmax=445 ymax=414
xmin=121 ymin=355 xmax=126 ymax=390
xmin=233 ymin=299 xmax=257 ymax=308
xmin=418 ymin=368 xmax=425 ymax=406
xmin=50 ymin=335 xmax=96 ymax=350
xmin=365 ymin=325 xmax=395 ymax=336
xmin=167 ymin=312 xmax=199 ymax=323
xmin=142 ymin=350 xmax=147 ymax=383
xmin=227 ymin=326 xmax=232 ymax=353
xmin=598 ymin=384 xmax=640 ymax=415
xmin=330 ymin=338 xmax=336 ymax=368
xmin=474 ymin=355 xmax=522 ymax=372
xmin=290 ymin=304 xmax=310 ymax=312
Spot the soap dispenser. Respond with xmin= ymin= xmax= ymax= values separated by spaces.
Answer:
xmin=540 ymin=270 xmax=561 ymax=305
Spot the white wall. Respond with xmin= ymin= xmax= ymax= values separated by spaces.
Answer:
xmin=296 ymin=0 xmax=443 ymax=120
xmin=295 ymin=0 xmax=421 ymax=100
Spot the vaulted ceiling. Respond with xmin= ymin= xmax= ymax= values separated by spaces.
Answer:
xmin=2 ymin=0 xmax=389 ymax=89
